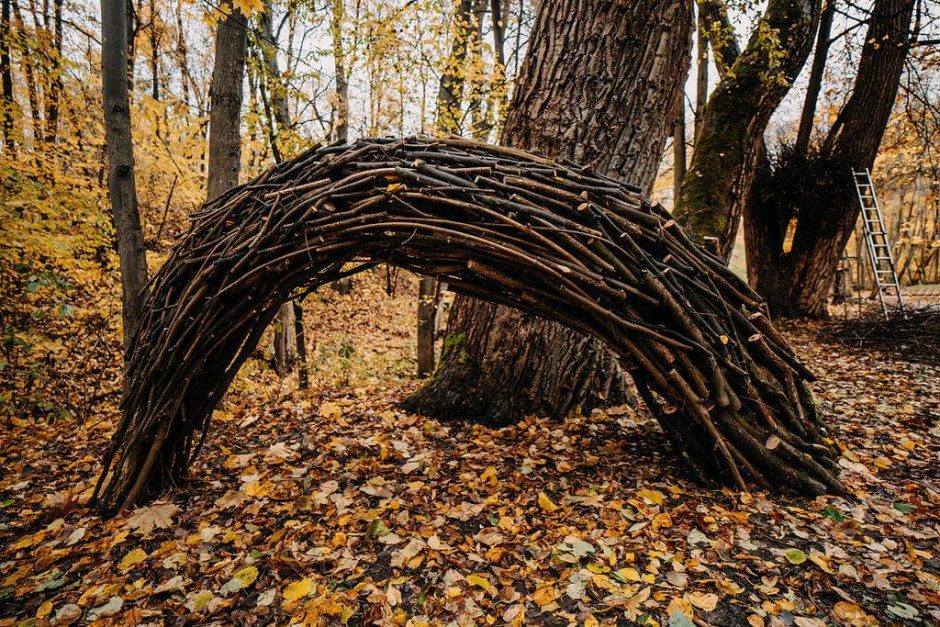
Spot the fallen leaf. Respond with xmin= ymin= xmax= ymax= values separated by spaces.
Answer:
xmin=687 ymin=591 xmax=719 ymax=612
xmin=119 ymin=548 xmax=148 ymax=571
xmin=88 ymin=596 xmax=123 ymax=620
xmin=538 ymin=491 xmax=558 ymax=512
xmin=785 ymin=548 xmax=807 ymax=565
xmin=220 ymin=565 xmax=258 ymax=595
xmin=126 ymin=502 xmax=179 ymax=535
xmin=283 ymin=578 xmax=313 ymax=604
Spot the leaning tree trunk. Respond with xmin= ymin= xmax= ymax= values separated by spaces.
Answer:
xmin=673 ymin=0 xmax=819 ymax=261
xmin=404 ymin=0 xmax=693 ymax=425
xmin=745 ymin=0 xmax=914 ymax=318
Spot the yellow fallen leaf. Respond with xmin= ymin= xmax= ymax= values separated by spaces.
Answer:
xmin=234 ymin=566 xmax=258 ymax=586
xmin=637 ymin=488 xmax=665 ymax=505
xmin=616 ymin=567 xmax=642 ymax=582
xmin=538 ymin=492 xmax=558 ymax=512
xmin=532 ymin=585 xmax=556 ymax=606
xmin=480 ymin=466 xmax=498 ymax=486
xmin=466 ymin=573 xmax=494 ymax=595
xmin=36 ymin=599 xmax=53 ymax=618
xmin=243 ymin=481 xmax=272 ymax=498
xmin=651 ymin=512 xmax=673 ymax=530
xmin=319 ymin=401 xmax=342 ymax=418
xmin=715 ymin=577 xmax=744 ymax=595
xmin=687 ymin=591 xmax=719 ymax=612
xmin=119 ymin=548 xmax=148 ymax=571
xmin=667 ymin=596 xmax=694 ymax=621
xmin=283 ymin=578 xmax=314 ymax=604
xmin=584 ymin=616 xmax=600 ymax=627
xmin=12 ymin=531 xmax=44 ymax=550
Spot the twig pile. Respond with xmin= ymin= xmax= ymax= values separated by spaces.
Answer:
xmin=821 ymin=309 xmax=940 ymax=365
xmin=93 ymin=137 xmax=844 ymax=516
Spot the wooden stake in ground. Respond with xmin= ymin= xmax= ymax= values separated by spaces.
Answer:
xmin=92 ymin=137 xmax=845 ymax=516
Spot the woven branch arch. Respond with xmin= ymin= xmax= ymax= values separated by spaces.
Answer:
xmin=93 ymin=137 xmax=844 ymax=516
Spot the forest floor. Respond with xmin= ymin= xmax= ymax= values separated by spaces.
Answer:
xmin=1 ymin=270 xmax=938 ymax=626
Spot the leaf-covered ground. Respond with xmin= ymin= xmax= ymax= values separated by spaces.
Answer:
xmin=1 ymin=271 xmax=938 ymax=626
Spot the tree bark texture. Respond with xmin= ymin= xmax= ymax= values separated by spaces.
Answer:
xmin=101 ymin=0 xmax=149 ymax=354
xmin=694 ymin=7 xmax=708 ymax=139
xmin=698 ymin=0 xmax=742 ymax=77
xmin=416 ymin=276 xmax=438 ymax=377
xmin=745 ymin=0 xmax=915 ymax=318
xmin=206 ymin=1 xmax=247 ymax=202
xmin=328 ymin=0 xmax=354 ymax=296
xmin=405 ymin=0 xmax=693 ymax=426
xmin=673 ymin=93 xmax=687 ymax=204
xmin=673 ymin=0 xmax=819 ymax=260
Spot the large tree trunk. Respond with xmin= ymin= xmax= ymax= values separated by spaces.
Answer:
xmin=206 ymin=1 xmax=247 ymax=202
xmin=404 ymin=0 xmax=693 ymax=426
xmin=745 ymin=0 xmax=915 ymax=318
xmin=673 ymin=0 xmax=819 ymax=260
xmin=101 ymin=0 xmax=149 ymax=354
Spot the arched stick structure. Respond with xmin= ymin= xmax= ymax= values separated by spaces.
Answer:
xmin=93 ymin=137 xmax=844 ymax=516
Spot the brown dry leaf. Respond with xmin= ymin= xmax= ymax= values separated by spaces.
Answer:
xmin=687 ymin=591 xmax=719 ymax=612
xmin=125 ymin=502 xmax=180 ymax=535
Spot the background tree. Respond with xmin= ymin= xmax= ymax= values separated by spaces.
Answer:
xmin=101 ymin=0 xmax=149 ymax=354
xmin=674 ymin=0 xmax=820 ymax=259
xmin=43 ymin=0 xmax=62 ymax=143
xmin=745 ymin=0 xmax=917 ymax=317
xmin=257 ymin=0 xmax=307 ymax=379
xmin=1 ymin=0 xmax=14 ymax=151
xmin=417 ymin=0 xmax=474 ymax=378
xmin=405 ymin=0 xmax=693 ymax=425
xmin=206 ymin=1 xmax=247 ymax=202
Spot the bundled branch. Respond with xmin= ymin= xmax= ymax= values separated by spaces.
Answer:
xmin=822 ymin=308 xmax=940 ymax=365
xmin=93 ymin=137 xmax=844 ymax=516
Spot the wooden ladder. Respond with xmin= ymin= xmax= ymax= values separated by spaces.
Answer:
xmin=852 ymin=168 xmax=905 ymax=319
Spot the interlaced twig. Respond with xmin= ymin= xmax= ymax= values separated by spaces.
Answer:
xmin=92 ymin=136 xmax=844 ymax=516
